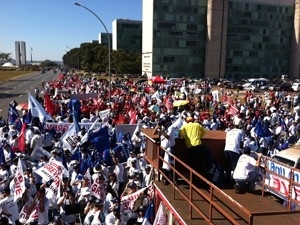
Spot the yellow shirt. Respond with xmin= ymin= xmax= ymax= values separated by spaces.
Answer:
xmin=179 ymin=122 xmax=206 ymax=148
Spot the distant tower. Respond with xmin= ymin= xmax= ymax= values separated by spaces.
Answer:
xmin=15 ymin=41 xmax=27 ymax=66
xmin=20 ymin=41 xmax=26 ymax=65
xmin=15 ymin=41 xmax=21 ymax=66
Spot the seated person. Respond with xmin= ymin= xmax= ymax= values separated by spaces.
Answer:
xmin=232 ymin=146 xmax=262 ymax=193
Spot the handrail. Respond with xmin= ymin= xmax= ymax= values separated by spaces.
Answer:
xmin=148 ymin=142 xmax=300 ymax=224
xmin=157 ymin=145 xmax=253 ymax=224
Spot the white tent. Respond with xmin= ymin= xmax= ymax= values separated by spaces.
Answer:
xmin=2 ymin=62 xmax=17 ymax=67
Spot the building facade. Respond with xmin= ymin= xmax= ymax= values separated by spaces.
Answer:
xmin=112 ymin=19 xmax=142 ymax=53
xmin=98 ymin=32 xmax=112 ymax=49
xmin=142 ymin=0 xmax=300 ymax=79
xmin=15 ymin=41 xmax=27 ymax=66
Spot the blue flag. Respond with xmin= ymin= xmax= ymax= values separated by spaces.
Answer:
xmin=89 ymin=127 xmax=110 ymax=154
xmin=0 ymin=146 xmax=5 ymax=164
xmin=69 ymin=99 xmax=81 ymax=133
xmin=143 ymin=199 xmax=155 ymax=224
xmin=280 ymin=117 xmax=289 ymax=134
xmin=8 ymin=103 xmax=19 ymax=125
xmin=254 ymin=118 xmax=264 ymax=138
xmin=61 ymin=150 xmax=68 ymax=169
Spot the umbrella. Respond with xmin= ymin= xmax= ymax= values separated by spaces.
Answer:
xmin=173 ymin=100 xmax=190 ymax=107
xmin=148 ymin=105 xmax=160 ymax=113
xmin=16 ymin=103 xmax=28 ymax=111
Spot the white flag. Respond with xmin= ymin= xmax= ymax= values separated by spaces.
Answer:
xmin=28 ymin=93 xmax=54 ymax=122
xmin=153 ymin=202 xmax=167 ymax=225
xmin=60 ymin=123 xmax=78 ymax=152
xmin=98 ymin=109 xmax=111 ymax=121
xmin=14 ymin=158 xmax=26 ymax=201
xmin=80 ymin=118 xmax=100 ymax=144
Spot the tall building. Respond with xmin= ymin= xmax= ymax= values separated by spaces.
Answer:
xmin=98 ymin=33 xmax=112 ymax=49
xmin=15 ymin=41 xmax=21 ymax=66
xmin=15 ymin=41 xmax=27 ymax=66
xmin=142 ymin=0 xmax=300 ymax=79
xmin=112 ymin=19 xmax=142 ymax=53
xmin=20 ymin=41 xmax=26 ymax=65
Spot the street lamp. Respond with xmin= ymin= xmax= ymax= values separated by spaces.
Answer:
xmin=74 ymin=2 xmax=111 ymax=103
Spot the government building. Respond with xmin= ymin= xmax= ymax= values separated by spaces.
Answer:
xmin=142 ymin=0 xmax=300 ymax=80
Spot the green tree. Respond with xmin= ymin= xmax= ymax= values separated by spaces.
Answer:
xmin=40 ymin=60 xmax=58 ymax=67
xmin=0 ymin=52 xmax=12 ymax=64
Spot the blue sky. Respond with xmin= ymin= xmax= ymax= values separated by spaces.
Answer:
xmin=0 ymin=0 xmax=142 ymax=62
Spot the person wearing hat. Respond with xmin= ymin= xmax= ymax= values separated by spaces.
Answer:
xmin=153 ymin=115 xmax=177 ymax=185
xmin=88 ymin=199 xmax=106 ymax=225
xmin=232 ymin=147 xmax=263 ymax=193
xmin=179 ymin=115 xmax=212 ymax=178
xmin=0 ymin=186 xmax=20 ymax=225
xmin=50 ymin=214 xmax=69 ymax=225
xmin=57 ymin=186 xmax=77 ymax=225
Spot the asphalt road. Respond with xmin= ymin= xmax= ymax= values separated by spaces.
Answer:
xmin=0 ymin=70 xmax=59 ymax=119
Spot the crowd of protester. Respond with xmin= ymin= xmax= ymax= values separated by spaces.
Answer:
xmin=0 ymin=73 xmax=299 ymax=224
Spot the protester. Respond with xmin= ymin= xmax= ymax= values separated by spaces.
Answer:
xmin=179 ymin=116 xmax=212 ymax=177
xmin=223 ymin=124 xmax=244 ymax=183
xmin=153 ymin=115 xmax=176 ymax=185
xmin=233 ymin=147 xmax=263 ymax=193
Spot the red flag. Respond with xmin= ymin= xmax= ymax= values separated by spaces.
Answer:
xmin=128 ymin=109 xmax=137 ymax=124
xmin=17 ymin=123 xmax=27 ymax=152
xmin=227 ymin=105 xmax=239 ymax=116
xmin=44 ymin=93 xmax=55 ymax=116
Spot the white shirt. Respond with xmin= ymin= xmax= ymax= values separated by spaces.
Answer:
xmin=0 ymin=195 xmax=20 ymax=224
xmin=160 ymin=126 xmax=175 ymax=149
xmin=113 ymin=163 xmax=125 ymax=183
xmin=233 ymin=154 xmax=257 ymax=180
xmin=38 ymin=197 xmax=49 ymax=225
xmin=224 ymin=128 xmax=244 ymax=154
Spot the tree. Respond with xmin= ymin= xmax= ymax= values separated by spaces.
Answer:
xmin=0 ymin=52 xmax=12 ymax=64
xmin=40 ymin=60 xmax=58 ymax=67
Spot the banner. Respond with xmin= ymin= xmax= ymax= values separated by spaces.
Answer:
xmin=30 ymin=145 xmax=52 ymax=162
xmin=153 ymin=201 xmax=167 ymax=225
xmin=34 ymin=160 xmax=64 ymax=182
xmin=90 ymin=177 xmax=106 ymax=200
xmin=121 ymin=186 xmax=149 ymax=211
xmin=19 ymin=199 xmax=37 ymax=224
xmin=44 ymin=122 xmax=102 ymax=133
xmin=14 ymin=158 xmax=26 ymax=201
xmin=46 ymin=174 xmax=61 ymax=200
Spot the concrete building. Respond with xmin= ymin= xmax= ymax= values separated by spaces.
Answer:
xmin=142 ymin=0 xmax=300 ymax=80
xmin=98 ymin=33 xmax=112 ymax=49
xmin=112 ymin=19 xmax=142 ymax=53
xmin=15 ymin=41 xmax=27 ymax=66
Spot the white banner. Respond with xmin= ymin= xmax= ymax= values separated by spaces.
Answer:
xmin=34 ymin=160 xmax=64 ymax=182
xmin=121 ymin=186 xmax=148 ymax=211
xmin=44 ymin=122 xmax=103 ymax=133
xmin=30 ymin=145 xmax=52 ymax=162
xmin=14 ymin=158 xmax=26 ymax=201
xmin=46 ymin=174 xmax=61 ymax=200
xmin=90 ymin=177 xmax=106 ymax=200
xmin=19 ymin=199 xmax=37 ymax=224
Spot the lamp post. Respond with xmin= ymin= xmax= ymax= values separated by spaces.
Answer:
xmin=74 ymin=2 xmax=111 ymax=103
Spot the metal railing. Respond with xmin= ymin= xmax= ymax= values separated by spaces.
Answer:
xmin=145 ymin=140 xmax=300 ymax=224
